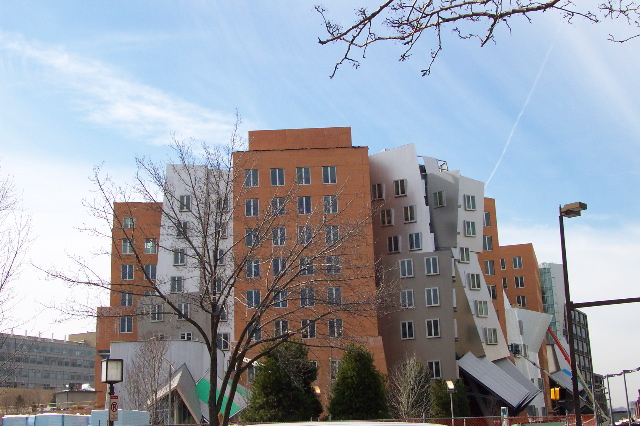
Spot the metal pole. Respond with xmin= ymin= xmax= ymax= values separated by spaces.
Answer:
xmin=450 ymin=392 xmax=454 ymax=426
xmin=606 ymin=375 xmax=614 ymax=426
xmin=559 ymin=208 xmax=582 ymax=426
xmin=623 ymin=371 xmax=632 ymax=425
xmin=108 ymin=383 xmax=115 ymax=426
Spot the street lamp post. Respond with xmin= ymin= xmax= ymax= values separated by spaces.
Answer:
xmin=559 ymin=201 xmax=587 ymax=426
xmin=446 ymin=380 xmax=455 ymax=426
xmin=100 ymin=359 xmax=124 ymax=426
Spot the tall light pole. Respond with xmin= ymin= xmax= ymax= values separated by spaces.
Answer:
xmin=559 ymin=202 xmax=587 ymax=426
xmin=446 ymin=380 xmax=455 ymax=426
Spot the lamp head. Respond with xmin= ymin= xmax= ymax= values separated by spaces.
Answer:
xmin=560 ymin=202 xmax=587 ymax=218
xmin=101 ymin=358 xmax=123 ymax=384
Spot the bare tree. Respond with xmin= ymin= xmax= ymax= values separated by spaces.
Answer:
xmin=316 ymin=1 xmax=640 ymax=77
xmin=387 ymin=355 xmax=432 ymax=419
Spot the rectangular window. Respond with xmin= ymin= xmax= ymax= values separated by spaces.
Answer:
xmin=144 ymin=238 xmax=157 ymax=254
xmin=120 ymin=291 xmax=133 ymax=307
xmin=271 ymin=197 xmax=286 ymax=216
xmin=244 ymin=169 xmax=258 ymax=187
xmin=302 ymin=319 xmax=316 ymax=339
xmin=150 ymin=304 xmax=163 ymax=322
xmin=119 ymin=317 xmax=133 ymax=333
xmin=176 ymin=221 xmax=189 ymax=238
xmin=275 ymin=320 xmax=289 ymax=336
xmin=426 ymin=319 xmax=441 ymax=338
xmin=500 ymin=258 xmax=506 ymax=270
xmin=274 ymin=290 xmax=288 ymax=308
xmin=272 ymin=257 xmax=286 ymax=276
xmin=328 ymin=318 xmax=343 ymax=338
xmin=270 ymin=168 xmax=285 ymax=186
xmin=515 ymin=276 xmax=525 ymax=288
xmin=217 ymin=304 xmax=228 ymax=321
xmin=459 ymin=247 xmax=470 ymax=263
xmin=487 ymin=285 xmax=497 ymax=300
xmin=170 ymin=276 xmax=184 ymax=293
xmin=484 ymin=260 xmax=495 ymax=276
xmin=486 ymin=327 xmax=499 ymax=345
xmin=464 ymin=194 xmax=477 ymax=211
xmin=122 ymin=239 xmax=134 ymax=254
xmin=513 ymin=256 xmax=523 ymax=269
xmin=216 ymin=196 xmax=229 ymax=212
xmin=516 ymin=295 xmax=527 ymax=307
xmin=476 ymin=300 xmax=489 ymax=317
xmin=324 ymin=195 xmax=338 ymax=214
xmin=425 ymin=256 xmax=439 ymax=275
xmin=247 ymin=290 xmax=261 ymax=308
xmin=387 ymin=236 xmax=400 ymax=253
xmin=327 ymin=287 xmax=342 ymax=305
xmin=399 ymin=259 xmax=414 ymax=278
xmin=217 ymin=333 xmax=230 ymax=350
xmin=248 ymin=321 xmax=261 ymax=341
xmin=215 ymin=222 xmax=228 ymax=239
xmin=300 ymin=257 xmax=314 ymax=275
xmin=180 ymin=332 xmax=192 ymax=341
xmin=216 ymin=249 xmax=225 ymax=265
xmin=298 ymin=196 xmax=312 ymax=215
xmin=468 ymin=273 xmax=481 ymax=290
xmin=272 ymin=227 xmax=286 ymax=246
xmin=179 ymin=195 xmax=191 ymax=211
xmin=245 ymin=199 xmax=259 ymax=217
xmin=123 ymin=217 xmax=135 ymax=228
xmin=433 ymin=191 xmax=445 ymax=207
xmin=371 ymin=183 xmax=384 ymax=200
xmin=425 ymin=287 xmax=440 ymax=307
xmin=296 ymin=167 xmax=310 ymax=185
xmin=298 ymin=226 xmax=312 ymax=244
xmin=428 ymin=361 xmax=442 ymax=379
xmin=300 ymin=287 xmax=315 ymax=307
xmin=483 ymin=211 xmax=491 ymax=227
xmin=245 ymin=228 xmax=258 ymax=247
xmin=121 ymin=264 xmax=134 ymax=280
xmin=464 ymin=220 xmax=476 ymax=237
xmin=483 ymin=235 xmax=493 ymax=251
xmin=173 ymin=249 xmax=186 ymax=265
xmin=322 ymin=166 xmax=337 ymax=184
xmin=393 ymin=179 xmax=407 ymax=196
xmin=330 ymin=360 xmax=342 ymax=380
xmin=409 ymin=232 xmax=422 ymax=250
xmin=246 ymin=259 xmax=260 ymax=278
xmin=380 ymin=209 xmax=393 ymax=226
xmin=178 ymin=303 xmax=189 ymax=319
xmin=400 ymin=289 xmax=414 ymax=308
xmin=502 ymin=277 xmax=508 ymax=289
xmin=403 ymin=205 xmax=416 ymax=223
xmin=325 ymin=225 xmax=339 ymax=244
xmin=143 ymin=264 xmax=156 ymax=281
xmin=401 ymin=321 xmax=415 ymax=340
xmin=326 ymin=255 xmax=341 ymax=274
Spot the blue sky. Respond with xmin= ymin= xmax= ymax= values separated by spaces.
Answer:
xmin=1 ymin=2 xmax=639 ymax=407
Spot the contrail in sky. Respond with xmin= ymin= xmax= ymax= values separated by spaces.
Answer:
xmin=485 ymin=33 xmax=557 ymax=188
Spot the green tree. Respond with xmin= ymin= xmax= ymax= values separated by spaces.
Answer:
xmin=453 ymin=379 xmax=471 ymax=418
xmin=428 ymin=379 xmax=470 ymax=419
xmin=328 ymin=345 xmax=388 ymax=420
xmin=241 ymin=341 xmax=322 ymax=422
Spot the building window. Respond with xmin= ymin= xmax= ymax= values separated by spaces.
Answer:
xmin=325 ymin=225 xmax=339 ymax=244
xmin=217 ymin=304 xmax=228 ymax=321
xmin=464 ymin=194 xmax=477 ymax=211
xmin=433 ymin=191 xmax=445 ymax=208
xmin=217 ymin=333 xmax=230 ymax=350
xmin=516 ymin=295 xmax=527 ymax=307
xmin=326 ymin=255 xmax=341 ymax=274
xmin=246 ymin=259 xmax=260 ymax=278
xmin=274 ymin=320 xmax=289 ymax=336
xmin=179 ymin=195 xmax=191 ymax=211
xmin=486 ymin=327 xmax=499 ymax=345
xmin=425 ymin=287 xmax=440 ymax=306
xmin=483 ymin=235 xmax=493 ymax=251
xmin=216 ymin=196 xmax=229 ymax=212
xmin=170 ymin=276 xmax=184 ymax=293
xmin=428 ymin=361 xmax=441 ymax=379
xmin=302 ymin=319 xmax=316 ymax=339
xmin=296 ymin=167 xmax=311 ymax=185
xmin=371 ymin=183 xmax=384 ymax=200
xmin=177 ymin=303 xmax=189 ymax=319
xmin=324 ymin=195 xmax=338 ymax=214
xmin=328 ymin=318 xmax=343 ymax=338
xmin=387 ymin=236 xmax=400 ymax=253
xmin=464 ymin=220 xmax=476 ymax=237
xmin=300 ymin=257 xmax=314 ymax=275
xmin=393 ymin=179 xmax=407 ymax=196
xmin=173 ymin=249 xmax=186 ymax=265
xmin=298 ymin=196 xmax=312 ymax=215
xmin=215 ymin=222 xmax=228 ymax=239
xmin=487 ymin=285 xmax=497 ymax=300
xmin=380 ymin=209 xmax=393 ymax=226
xmin=468 ymin=273 xmax=481 ymax=290
xmin=330 ymin=360 xmax=342 ymax=380
xmin=399 ymin=259 xmax=414 ymax=278
xmin=274 ymin=290 xmax=288 ymax=308
xmin=425 ymin=257 xmax=439 ymax=275
xmin=401 ymin=321 xmax=415 ymax=340
xmin=272 ymin=258 xmax=286 ymax=276
xmin=476 ymin=300 xmax=489 ymax=317
xmin=322 ymin=166 xmax=337 ymax=184
xmin=120 ymin=317 xmax=133 ymax=333
xmin=244 ymin=169 xmax=259 ymax=187
xmin=459 ymin=247 xmax=470 ymax=263
xmin=502 ymin=277 xmax=508 ymax=289
xmin=409 ymin=232 xmax=422 ymax=251
xmin=515 ymin=276 xmax=525 ymax=288
xmin=121 ymin=264 xmax=134 ymax=280
xmin=483 ymin=211 xmax=491 ymax=227
xmin=144 ymin=238 xmax=157 ymax=254
xmin=245 ymin=228 xmax=258 ymax=247
xmin=151 ymin=304 xmax=163 ymax=322
xmin=513 ymin=256 xmax=523 ymax=269
xmin=298 ymin=226 xmax=312 ymax=244
xmin=180 ymin=332 xmax=192 ymax=341
xmin=247 ymin=290 xmax=261 ymax=308
xmin=120 ymin=291 xmax=133 ymax=307
xmin=270 ymin=168 xmax=285 ymax=186
xmin=400 ymin=289 xmax=414 ymax=308
xmin=500 ymin=258 xmax=506 ymax=270
xmin=122 ymin=239 xmax=134 ymax=255
xmin=426 ymin=319 xmax=440 ymax=338
xmin=123 ymin=217 xmax=135 ymax=229
xmin=245 ymin=198 xmax=259 ymax=217
xmin=216 ymin=249 xmax=225 ymax=265
xmin=176 ymin=221 xmax=189 ymax=238
xmin=403 ymin=205 xmax=416 ymax=223
xmin=484 ymin=260 xmax=495 ymax=276
xmin=272 ymin=227 xmax=286 ymax=246
xmin=271 ymin=197 xmax=286 ymax=216
xmin=327 ymin=287 xmax=342 ymax=305
xmin=300 ymin=287 xmax=315 ymax=307
xmin=143 ymin=264 xmax=156 ymax=281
